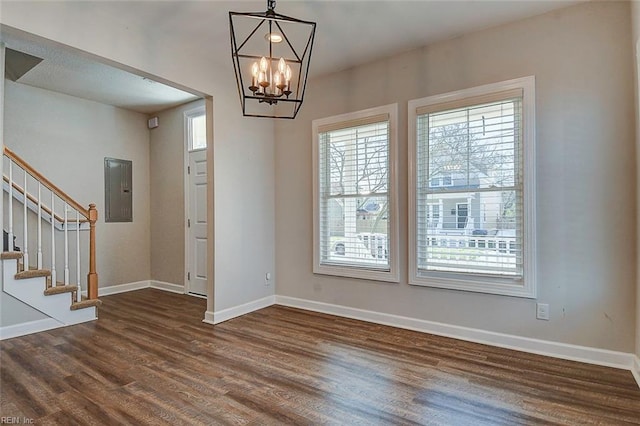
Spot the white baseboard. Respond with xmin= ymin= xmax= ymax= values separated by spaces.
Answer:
xmin=150 ymin=280 xmax=185 ymax=294
xmin=632 ymin=355 xmax=640 ymax=388
xmin=0 ymin=318 xmax=63 ymax=340
xmin=275 ymin=296 xmax=636 ymax=372
xmin=94 ymin=280 xmax=150 ymax=296
xmin=203 ymin=310 xmax=215 ymax=325
xmin=209 ymin=295 xmax=276 ymax=325
xmin=83 ymin=280 xmax=186 ymax=297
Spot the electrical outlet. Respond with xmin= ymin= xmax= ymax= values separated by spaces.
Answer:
xmin=265 ymin=272 xmax=271 ymax=286
xmin=536 ymin=303 xmax=550 ymax=320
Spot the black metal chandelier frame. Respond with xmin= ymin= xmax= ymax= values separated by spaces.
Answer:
xmin=229 ymin=0 xmax=316 ymax=119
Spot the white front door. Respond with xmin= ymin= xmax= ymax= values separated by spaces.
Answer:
xmin=187 ymin=149 xmax=207 ymax=296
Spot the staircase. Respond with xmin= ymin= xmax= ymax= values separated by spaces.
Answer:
xmin=2 ymin=251 xmax=100 ymax=326
xmin=2 ymin=147 xmax=101 ymax=337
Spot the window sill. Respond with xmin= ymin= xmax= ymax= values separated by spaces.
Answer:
xmin=409 ymin=272 xmax=535 ymax=298
xmin=314 ymin=263 xmax=399 ymax=283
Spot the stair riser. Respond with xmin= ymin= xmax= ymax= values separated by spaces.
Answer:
xmin=2 ymin=258 xmax=97 ymax=325
xmin=2 ymin=258 xmax=19 ymax=274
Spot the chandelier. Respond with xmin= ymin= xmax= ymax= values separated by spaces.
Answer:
xmin=229 ymin=0 xmax=316 ymax=119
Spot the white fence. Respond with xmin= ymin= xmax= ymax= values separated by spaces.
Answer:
xmin=353 ymin=231 xmax=517 ymax=261
xmin=426 ymin=234 xmax=517 ymax=254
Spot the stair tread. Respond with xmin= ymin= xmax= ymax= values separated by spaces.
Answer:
xmin=70 ymin=299 xmax=102 ymax=310
xmin=1 ymin=251 xmax=23 ymax=260
xmin=15 ymin=269 xmax=51 ymax=280
xmin=44 ymin=285 xmax=78 ymax=296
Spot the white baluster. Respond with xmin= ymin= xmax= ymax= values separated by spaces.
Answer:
xmin=37 ymin=182 xmax=42 ymax=269
xmin=50 ymin=192 xmax=56 ymax=287
xmin=64 ymin=202 xmax=69 ymax=285
xmin=22 ymin=171 xmax=28 ymax=269
xmin=8 ymin=161 xmax=13 ymax=251
xmin=76 ymin=210 xmax=80 ymax=302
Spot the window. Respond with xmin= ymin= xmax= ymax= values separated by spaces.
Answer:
xmin=313 ymin=104 xmax=399 ymax=282
xmin=185 ymin=106 xmax=206 ymax=151
xmin=408 ymin=77 xmax=536 ymax=297
xmin=427 ymin=203 xmax=440 ymax=229
xmin=429 ymin=173 xmax=454 ymax=188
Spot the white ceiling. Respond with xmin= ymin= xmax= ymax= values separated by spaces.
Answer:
xmin=1 ymin=30 xmax=200 ymax=114
xmin=1 ymin=0 xmax=586 ymax=113
xmin=208 ymin=0 xmax=587 ymax=77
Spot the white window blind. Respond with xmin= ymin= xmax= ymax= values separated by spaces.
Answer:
xmin=317 ymin=117 xmax=391 ymax=271
xmin=416 ymin=96 xmax=523 ymax=277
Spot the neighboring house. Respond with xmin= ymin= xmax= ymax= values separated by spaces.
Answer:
xmin=426 ymin=171 xmax=509 ymax=235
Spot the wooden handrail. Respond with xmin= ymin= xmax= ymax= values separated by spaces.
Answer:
xmin=3 ymin=147 xmax=89 ymax=218
xmin=2 ymin=175 xmax=90 ymax=224
xmin=3 ymin=146 xmax=98 ymax=300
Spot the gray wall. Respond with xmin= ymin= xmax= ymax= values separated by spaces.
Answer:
xmin=149 ymin=99 xmax=205 ymax=287
xmin=633 ymin=0 xmax=640 ymax=360
xmin=212 ymin=84 xmax=276 ymax=311
xmin=275 ymin=2 xmax=636 ymax=352
xmin=4 ymin=80 xmax=151 ymax=288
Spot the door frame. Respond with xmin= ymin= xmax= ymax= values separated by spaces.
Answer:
xmin=183 ymin=104 xmax=207 ymax=297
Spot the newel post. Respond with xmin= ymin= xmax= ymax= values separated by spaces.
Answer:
xmin=87 ymin=203 xmax=98 ymax=299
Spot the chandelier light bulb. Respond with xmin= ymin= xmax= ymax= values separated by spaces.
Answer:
xmin=274 ymin=72 xmax=282 ymax=93
xmin=285 ymin=65 xmax=292 ymax=82
xmin=278 ymin=58 xmax=286 ymax=74
xmin=250 ymin=62 xmax=260 ymax=89
xmin=259 ymin=56 xmax=269 ymax=73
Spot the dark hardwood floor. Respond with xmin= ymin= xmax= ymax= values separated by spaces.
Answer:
xmin=1 ymin=289 xmax=639 ymax=425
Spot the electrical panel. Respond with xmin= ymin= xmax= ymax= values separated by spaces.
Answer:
xmin=104 ymin=157 xmax=133 ymax=222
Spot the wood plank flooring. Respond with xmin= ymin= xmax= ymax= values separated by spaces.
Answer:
xmin=1 ymin=288 xmax=639 ymax=425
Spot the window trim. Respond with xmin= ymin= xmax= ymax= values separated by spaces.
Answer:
xmin=312 ymin=104 xmax=400 ymax=283
xmin=408 ymin=76 xmax=536 ymax=298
